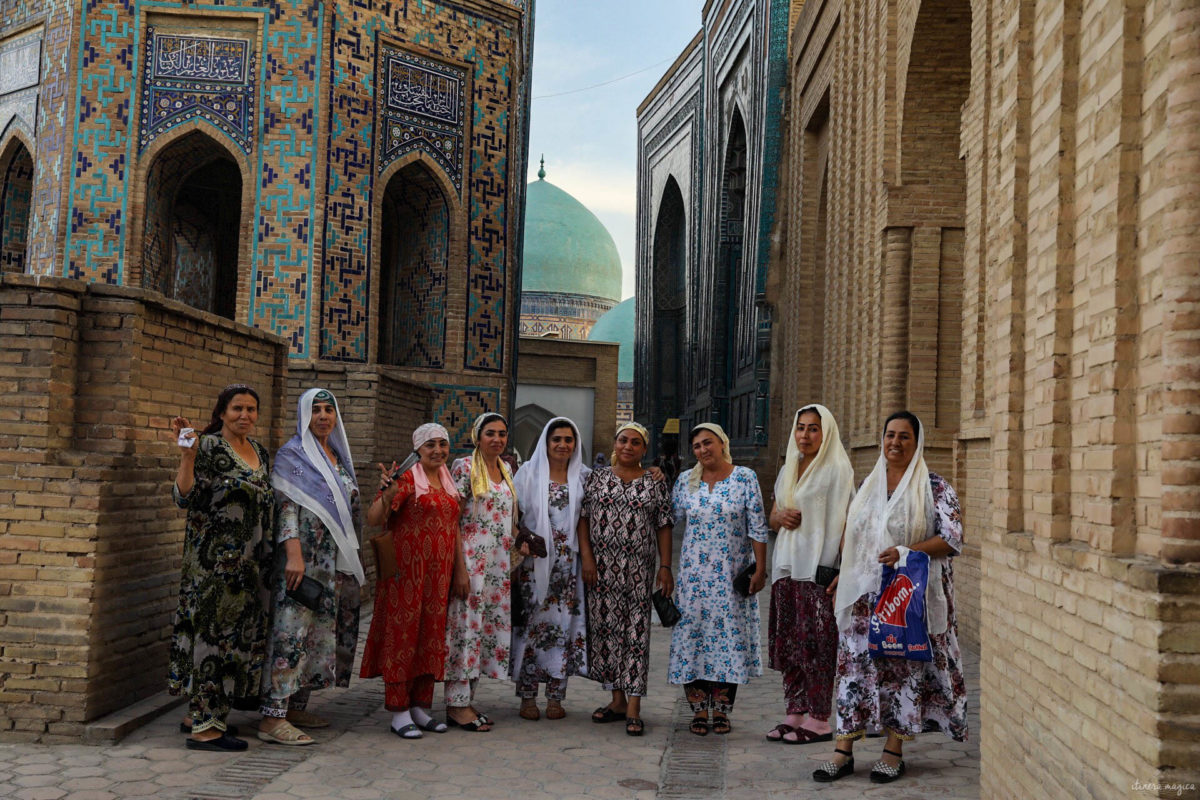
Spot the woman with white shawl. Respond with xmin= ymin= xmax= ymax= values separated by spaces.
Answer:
xmin=765 ymin=405 xmax=854 ymax=745
xmin=258 ymin=388 xmax=364 ymax=745
xmin=813 ymin=411 xmax=968 ymax=785
xmin=511 ymin=417 xmax=590 ymax=721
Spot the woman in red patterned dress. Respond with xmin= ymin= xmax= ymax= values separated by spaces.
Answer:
xmin=360 ymin=423 xmax=467 ymax=739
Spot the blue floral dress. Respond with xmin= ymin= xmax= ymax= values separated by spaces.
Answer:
xmin=668 ymin=466 xmax=769 ymax=685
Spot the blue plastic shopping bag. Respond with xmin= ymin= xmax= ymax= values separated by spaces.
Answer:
xmin=868 ymin=548 xmax=933 ymax=661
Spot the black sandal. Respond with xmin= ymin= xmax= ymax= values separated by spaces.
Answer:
xmin=445 ymin=714 xmax=490 ymax=732
xmin=591 ymin=706 xmax=626 ymax=723
xmin=625 ymin=717 xmax=644 ymax=737
xmin=869 ymin=748 xmax=906 ymax=783
xmin=812 ymin=748 xmax=854 ymax=782
xmin=689 ymin=714 xmax=709 ymax=736
xmin=711 ymin=715 xmax=731 ymax=735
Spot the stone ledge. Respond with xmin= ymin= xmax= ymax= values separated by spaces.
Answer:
xmin=81 ymin=689 xmax=186 ymax=745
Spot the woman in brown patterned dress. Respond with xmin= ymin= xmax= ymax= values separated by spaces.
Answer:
xmin=578 ymin=422 xmax=673 ymax=736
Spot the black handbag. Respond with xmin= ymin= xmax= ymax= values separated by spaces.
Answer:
xmin=652 ymin=589 xmax=681 ymax=627
xmin=815 ymin=565 xmax=840 ymax=588
xmin=286 ymin=575 xmax=325 ymax=611
xmin=733 ymin=561 xmax=757 ymax=596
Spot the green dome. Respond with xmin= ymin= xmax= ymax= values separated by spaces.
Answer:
xmin=588 ymin=297 xmax=635 ymax=382
xmin=522 ymin=167 xmax=622 ymax=301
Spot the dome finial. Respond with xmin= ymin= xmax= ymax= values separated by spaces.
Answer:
xmin=538 ymin=155 xmax=545 ymax=180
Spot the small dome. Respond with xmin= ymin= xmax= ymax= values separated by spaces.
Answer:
xmin=522 ymin=164 xmax=623 ymax=301
xmin=588 ymin=297 xmax=635 ymax=382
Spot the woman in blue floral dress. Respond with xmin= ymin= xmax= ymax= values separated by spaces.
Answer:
xmin=668 ymin=423 xmax=768 ymax=736
xmin=511 ymin=417 xmax=589 ymax=720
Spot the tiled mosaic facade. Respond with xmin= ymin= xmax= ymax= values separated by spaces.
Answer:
xmin=518 ymin=291 xmax=615 ymax=340
xmin=0 ymin=0 xmax=531 ymax=447
xmin=0 ymin=141 xmax=32 ymax=273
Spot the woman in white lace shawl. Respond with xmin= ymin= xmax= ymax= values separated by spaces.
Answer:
xmin=813 ymin=411 xmax=968 ymax=786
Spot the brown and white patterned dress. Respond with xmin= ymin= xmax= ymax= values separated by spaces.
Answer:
xmin=581 ymin=468 xmax=673 ymax=697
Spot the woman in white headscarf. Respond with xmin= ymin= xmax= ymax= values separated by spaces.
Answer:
xmin=443 ymin=412 xmax=520 ymax=732
xmin=765 ymin=405 xmax=854 ymax=745
xmin=813 ymin=411 xmax=967 ymax=785
xmin=258 ymin=388 xmax=364 ymax=746
xmin=511 ymin=417 xmax=589 ymax=721
xmin=667 ymin=423 xmax=769 ymax=737
xmin=359 ymin=422 xmax=462 ymax=739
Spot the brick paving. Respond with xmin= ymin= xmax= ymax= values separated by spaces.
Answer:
xmin=0 ymin=604 xmax=979 ymax=800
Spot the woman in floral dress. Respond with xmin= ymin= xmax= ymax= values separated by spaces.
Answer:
xmin=360 ymin=422 xmax=462 ymax=739
xmin=257 ymin=388 xmax=364 ymax=746
xmin=169 ymin=385 xmax=274 ymax=751
xmin=579 ymin=421 xmax=674 ymax=736
xmin=813 ymin=411 xmax=968 ymax=785
xmin=511 ymin=418 xmax=589 ymax=721
xmin=443 ymin=413 xmax=520 ymax=732
xmin=668 ymin=423 xmax=769 ymax=736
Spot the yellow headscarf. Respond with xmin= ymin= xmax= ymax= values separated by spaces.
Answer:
xmin=610 ymin=421 xmax=651 ymax=464
xmin=468 ymin=412 xmax=516 ymax=501
xmin=687 ymin=422 xmax=733 ymax=491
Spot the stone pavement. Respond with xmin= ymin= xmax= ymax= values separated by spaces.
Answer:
xmin=0 ymin=609 xmax=979 ymax=800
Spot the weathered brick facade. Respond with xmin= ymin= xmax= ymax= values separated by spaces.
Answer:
xmin=767 ymin=0 xmax=1200 ymax=796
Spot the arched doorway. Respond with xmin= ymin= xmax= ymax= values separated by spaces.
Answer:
xmin=141 ymin=131 xmax=242 ymax=319
xmin=716 ymin=110 xmax=754 ymax=443
xmin=0 ymin=139 xmax=34 ymax=274
xmin=378 ymin=162 xmax=450 ymax=368
xmin=652 ymin=176 xmax=687 ymax=442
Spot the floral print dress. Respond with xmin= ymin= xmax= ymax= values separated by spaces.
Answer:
xmin=668 ymin=466 xmax=769 ymax=685
xmin=444 ymin=457 xmax=515 ymax=683
xmin=261 ymin=462 xmax=362 ymax=714
xmin=511 ymin=481 xmax=587 ymax=696
xmin=834 ymin=472 xmax=969 ymax=741
xmin=169 ymin=434 xmax=274 ymax=733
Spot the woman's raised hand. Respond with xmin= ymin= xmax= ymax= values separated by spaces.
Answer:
xmin=171 ymin=416 xmax=197 ymax=456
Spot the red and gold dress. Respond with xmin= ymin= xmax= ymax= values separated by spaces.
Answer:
xmin=360 ymin=469 xmax=461 ymax=710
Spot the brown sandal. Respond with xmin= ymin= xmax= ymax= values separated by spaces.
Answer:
xmin=545 ymin=701 xmax=566 ymax=720
xmin=519 ymin=699 xmax=540 ymax=721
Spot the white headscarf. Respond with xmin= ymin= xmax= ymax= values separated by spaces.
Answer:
xmin=409 ymin=422 xmax=460 ymax=500
xmin=770 ymin=405 xmax=854 ymax=585
xmin=835 ymin=413 xmax=947 ymax=634
xmin=272 ymin=388 xmax=365 ymax=585
xmin=513 ymin=417 xmax=590 ymax=605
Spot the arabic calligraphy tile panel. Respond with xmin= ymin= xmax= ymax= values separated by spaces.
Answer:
xmin=0 ymin=32 xmax=40 ymax=95
xmin=377 ymin=45 xmax=465 ymax=193
xmin=139 ymin=28 xmax=256 ymax=154
xmin=430 ymin=383 xmax=501 ymax=455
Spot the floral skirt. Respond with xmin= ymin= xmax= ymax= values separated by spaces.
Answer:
xmin=768 ymin=578 xmax=837 ymax=718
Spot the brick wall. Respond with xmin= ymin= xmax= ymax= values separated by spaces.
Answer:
xmin=769 ymin=0 xmax=1200 ymax=795
xmin=0 ymin=273 xmax=288 ymax=742
xmin=516 ymin=337 xmax=619 ymax=462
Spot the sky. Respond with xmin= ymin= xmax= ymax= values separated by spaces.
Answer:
xmin=526 ymin=0 xmax=702 ymax=300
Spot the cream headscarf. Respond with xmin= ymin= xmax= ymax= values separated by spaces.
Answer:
xmin=468 ymin=412 xmax=516 ymax=501
xmin=835 ymin=413 xmax=947 ymax=634
xmin=770 ymin=405 xmax=854 ymax=585
xmin=686 ymin=422 xmax=733 ymax=492
xmin=611 ymin=421 xmax=651 ymax=463
xmin=409 ymin=423 xmax=460 ymax=500
xmin=512 ymin=417 xmax=590 ymax=606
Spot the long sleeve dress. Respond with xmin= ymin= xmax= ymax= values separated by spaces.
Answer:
xmin=261 ymin=462 xmax=362 ymax=714
xmin=359 ymin=469 xmax=461 ymax=709
xmin=169 ymin=433 xmax=274 ymax=732
xmin=582 ymin=468 xmax=673 ymax=697
xmin=443 ymin=457 xmax=516 ymax=686
xmin=833 ymin=472 xmax=969 ymax=741
xmin=668 ymin=466 xmax=769 ymax=686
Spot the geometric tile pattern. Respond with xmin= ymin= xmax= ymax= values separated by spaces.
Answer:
xmin=0 ymin=140 xmax=33 ymax=272
xmin=430 ymin=383 xmax=502 ymax=455
xmin=139 ymin=29 xmax=256 ymax=154
xmin=376 ymin=42 xmax=465 ymax=190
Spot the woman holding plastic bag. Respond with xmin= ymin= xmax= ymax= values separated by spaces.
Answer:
xmin=813 ymin=411 xmax=967 ymax=785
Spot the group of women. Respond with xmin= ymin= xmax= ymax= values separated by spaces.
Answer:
xmin=167 ymin=382 xmax=966 ymax=785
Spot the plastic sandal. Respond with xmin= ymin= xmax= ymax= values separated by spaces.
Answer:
xmin=625 ymin=717 xmax=645 ymax=737
xmin=812 ymin=748 xmax=855 ymax=782
xmin=416 ymin=717 xmax=447 ymax=733
xmin=711 ymin=715 xmax=731 ymax=735
xmin=445 ymin=714 xmax=491 ymax=732
xmin=591 ymin=706 xmax=626 ymax=723
xmin=390 ymin=722 xmax=422 ymax=740
xmin=689 ymin=715 xmax=709 ymax=736
xmin=185 ymin=733 xmax=248 ymax=751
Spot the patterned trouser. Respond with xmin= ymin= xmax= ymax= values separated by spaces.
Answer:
xmin=385 ymin=675 xmax=435 ymax=711
xmin=684 ymin=681 xmax=739 ymax=715
xmin=444 ymin=678 xmax=478 ymax=708
xmin=260 ymin=688 xmax=311 ymax=719
xmin=516 ymin=677 xmax=567 ymax=701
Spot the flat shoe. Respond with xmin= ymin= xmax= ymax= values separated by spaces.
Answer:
xmin=689 ymin=716 xmax=709 ymax=736
xmin=390 ymin=723 xmax=422 ymax=740
xmin=591 ymin=706 xmax=626 ymax=723
xmin=445 ymin=715 xmax=491 ymax=732
xmin=180 ymin=723 xmax=239 ymax=736
xmin=870 ymin=749 xmax=906 ymax=783
xmin=186 ymin=733 xmax=248 ymax=751
xmin=812 ymin=749 xmax=854 ymax=783
xmin=711 ymin=716 xmax=731 ymax=735
xmin=286 ymin=709 xmax=330 ymax=728
xmin=519 ymin=701 xmax=540 ymax=721
xmin=257 ymin=721 xmax=315 ymax=746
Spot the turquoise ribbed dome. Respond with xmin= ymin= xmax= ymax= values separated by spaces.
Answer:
xmin=588 ymin=297 xmax=635 ymax=382
xmin=522 ymin=166 xmax=622 ymax=301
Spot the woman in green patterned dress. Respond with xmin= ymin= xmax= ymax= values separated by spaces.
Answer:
xmin=170 ymin=385 xmax=275 ymax=751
